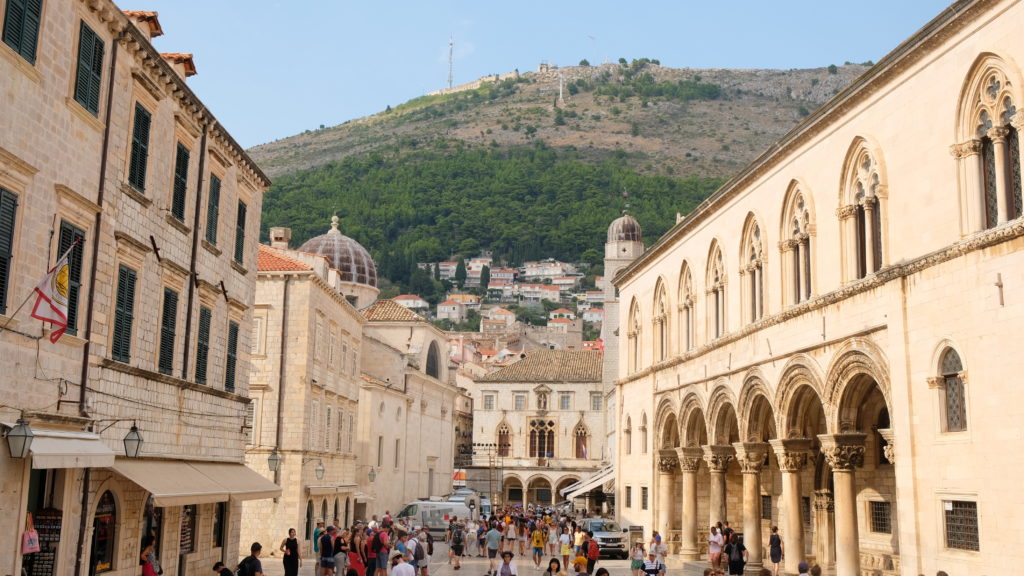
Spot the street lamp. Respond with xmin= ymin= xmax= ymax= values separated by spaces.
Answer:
xmin=368 ymin=467 xmax=377 ymax=482
xmin=267 ymin=449 xmax=281 ymax=472
xmin=314 ymin=460 xmax=325 ymax=480
xmin=122 ymin=423 xmax=143 ymax=458
xmin=5 ymin=418 xmax=33 ymax=459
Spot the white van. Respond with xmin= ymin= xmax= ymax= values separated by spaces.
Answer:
xmin=396 ymin=500 xmax=473 ymax=536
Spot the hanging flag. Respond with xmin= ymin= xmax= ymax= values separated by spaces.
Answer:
xmin=31 ymin=242 xmax=76 ymax=343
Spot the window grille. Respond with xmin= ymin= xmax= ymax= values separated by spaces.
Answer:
xmin=944 ymin=500 xmax=979 ymax=551
xmin=870 ymin=501 xmax=892 ymax=534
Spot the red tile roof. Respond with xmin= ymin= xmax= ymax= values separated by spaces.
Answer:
xmin=362 ymin=299 xmax=427 ymax=322
xmin=257 ymin=245 xmax=312 ymax=272
xmin=476 ymin=349 xmax=601 ymax=382
xmin=161 ymin=53 xmax=197 ymax=77
xmin=122 ymin=10 xmax=164 ymax=37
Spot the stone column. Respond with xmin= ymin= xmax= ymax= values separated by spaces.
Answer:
xmin=658 ymin=449 xmax=680 ymax=538
xmin=952 ymin=140 xmax=986 ymax=232
xmin=863 ymin=197 xmax=877 ymax=273
xmin=990 ymin=126 xmax=1011 ymax=223
xmin=779 ymin=240 xmax=795 ymax=304
xmin=676 ymin=447 xmax=703 ymax=559
xmin=813 ymin=490 xmax=836 ymax=569
xmin=819 ymin=433 xmax=866 ymax=576
xmin=703 ymin=445 xmax=734 ymax=527
xmin=836 ymin=206 xmax=858 ymax=280
xmin=770 ymin=438 xmax=811 ymax=574
xmin=733 ymin=442 xmax=769 ymax=568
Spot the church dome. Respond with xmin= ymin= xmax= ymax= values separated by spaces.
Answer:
xmin=608 ymin=213 xmax=642 ymax=243
xmin=298 ymin=216 xmax=378 ymax=287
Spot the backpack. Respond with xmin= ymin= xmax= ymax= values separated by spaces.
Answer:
xmin=426 ymin=532 xmax=435 ymax=555
xmin=235 ymin=556 xmax=253 ymax=576
xmin=452 ymin=525 xmax=465 ymax=545
xmin=413 ymin=538 xmax=425 ymax=561
xmin=371 ymin=532 xmax=384 ymax=553
xmin=728 ymin=543 xmax=743 ymax=563
xmin=587 ymin=540 xmax=600 ymax=560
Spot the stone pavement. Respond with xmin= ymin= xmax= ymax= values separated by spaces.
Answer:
xmin=259 ymin=542 xmax=636 ymax=576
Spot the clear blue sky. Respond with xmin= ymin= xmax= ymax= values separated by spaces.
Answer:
xmin=138 ymin=1 xmax=955 ymax=148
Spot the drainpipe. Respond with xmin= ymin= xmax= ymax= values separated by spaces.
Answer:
xmin=180 ymin=121 xmax=211 ymax=379
xmin=274 ymin=275 xmax=291 ymax=487
xmin=75 ymin=27 xmax=124 ymax=576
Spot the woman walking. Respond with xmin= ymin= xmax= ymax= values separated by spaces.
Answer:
xmin=629 ymin=539 xmax=645 ymax=576
xmin=280 ymin=528 xmax=302 ymax=576
xmin=767 ymin=527 xmax=783 ymax=576
xmin=723 ymin=533 xmax=747 ymax=576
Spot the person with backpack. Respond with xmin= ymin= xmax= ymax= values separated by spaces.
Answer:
xmin=415 ymin=526 xmax=433 ymax=576
xmin=236 ymin=542 xmax=264 ymax=576
xmin=371 ymin=526 xmax=391 ymax=576
xmin=723 ymin=533 xmax=747 ymax=576
xmin=211 ymin=562 xmax=234 ymax=576
xmin=320 ymin=526 xmax=338 ymax=576
xmin=584 ymin=532 xmax=600 ymax=576
xmin=450 ymin=520 xmax=466 ymax=570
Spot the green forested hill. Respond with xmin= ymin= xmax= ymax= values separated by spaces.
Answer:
xmin=262 ymin=142 xmax=724 ymax=288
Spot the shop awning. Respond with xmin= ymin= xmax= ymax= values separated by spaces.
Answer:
xmin=111 ymin=459 xmax=281 ymax=506
xmin=29 ymin=428 xmax=116 ymax=469
xmin=563 ymin=465 xmax=615 ymax=500
xmin=306 ymin=483 xmax=359 ymax=496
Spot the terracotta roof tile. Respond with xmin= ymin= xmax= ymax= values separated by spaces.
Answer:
xmin=160 ymin=53 xmax=197 ymax=77
xmin=476 ymin=349 xmax=602 ymax=383
xmin=123 ymin=10 xmax=163 ymax=37
xmin=257 ymin=245 xmax=312 ymax=272
xmin=549 ymin=318 xmax=573 ymax=324
xmin=362 ymin=299 xmax=427 ymax=322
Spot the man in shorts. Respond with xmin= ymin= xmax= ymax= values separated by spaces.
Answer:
xmin=531 ymin=523 xmax=545 ymax=568
xmin=485 ymin=522 xmax=503 ymax=576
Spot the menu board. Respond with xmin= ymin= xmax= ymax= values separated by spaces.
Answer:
xmin=26 ymin=508 xmax=62 ymax=576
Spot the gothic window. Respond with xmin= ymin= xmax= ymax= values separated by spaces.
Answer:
xmin=941 ymin=348 xmax=967 ymax=432
xmin=497 ymin=424 xmax=511 ymax=457
xmin=653 ymin=281 xmax=669 ymax=362
xmin=640 ymin=413 xmax=648 ymax=454
xmin=782 ymin=185 xmax=813 ymax=304
xmin=841 ymin=142 xmax=886 ymax=280
xmin=678 ymin=264 xmax=695 ymax=351
xmin=707 ymin=244 xmax=726 ymax=338
xmin=627 ymin=299 xmax=641 ymax=373
xmin=529 ymin=419 xmax=555 ymax=458
xmin=741 ymin=216 xmax=764 ymax=323
xmin=624 ymin=416 xmax=633 ymax=455
xmin=426 ymin=341 xmax=440 ymax=379
xmin=574 ymin=423 xmax=589 ymax=459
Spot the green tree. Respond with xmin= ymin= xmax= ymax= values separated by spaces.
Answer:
xmin=455 ymin=258 xmax=467 ymax=289
xmin=828 ymin=64 xmax=839 ymax=75
xmin=459 ymin=238 xmax=480 ymax=255
xmin=480 ymin=265 xmax=491 ymax=290
xmin=580 ymin=248 xmax=602 ymax=265
xmin=579 ymin=59 xmax=590 ymax=66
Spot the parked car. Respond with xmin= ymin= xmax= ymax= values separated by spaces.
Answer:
xmin=580 ymin=518 xmax=627 ymax=559
xmin=397 ymin=500 xmax=473 ymax=537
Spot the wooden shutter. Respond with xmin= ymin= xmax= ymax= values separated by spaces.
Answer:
xmin=172 ymin=143 xmax=190 ymax=221
xmin=225 ymin=320 xmax=239 ymax=392
xmin=112 ymin=265 xmax=136 ymax=362
xmin=158 ymin=288 xmax=177 ymax=375
xmin=2 ymin=0 xmax=42 ymax=63
xmin=128 ymin=103 xmax=151 ymax=191
xmin=233 ymin=200 xmax=246 ymax=263
xmin=73 ymin=21 xmax=104 ymax=115
xmin=205 ymin=175 xmax=220 ymax=245
xmin=195 ymin=306 xmax=211 ymax=384
xmin=0 ymin=189 xmax=18 ymax=315
xmin=57 ymin=221 xmax=84 ymax=334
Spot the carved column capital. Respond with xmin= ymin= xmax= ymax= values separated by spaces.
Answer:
xmin=658 ymin=449 xmax=680 ymax=473
xmin=813 ymin=489 xmax=835 ymax=512
xmin=778 ymin=239 xmax=798 ymax=252
xmin=988 ymin=125 xmax=1011 ymax=143
xmin=835 ymin=205 xmax=858 ymax=220
xmin=676 ymin=446 xmax=703 ymax=473
xmin=702 ymin=444 xmax=735 ymax=473
xmin=769 ymin=438 xmax=812 ymax=473
xmin=818 ymin=433 xmax=867 ymax=471
xmin=926 ymin=376 xmax=945 ymax=390
xmin=732 ymin=442 xmax=769 ymax=474
xmin=876 ymin=428 xmax=895 ymax=465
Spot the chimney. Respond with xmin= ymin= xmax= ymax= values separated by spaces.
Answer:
xmin=161 ymin=53 xmax=197 ymax=80
xmin=122 ymin=11 xmax=164 ymax=41
xmin=270 ymin=227 xmax=292 ymax=249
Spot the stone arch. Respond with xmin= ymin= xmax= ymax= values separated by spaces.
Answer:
xmin=426 ymin=340 xmax=441 ymax=379
xmin=89 ymin=478 xmax=126 ymax=570
xmin=737 ymin=370 xmax=777 ymax=442
xmin=679 ymin=392 xmax=709 ymax=447
xmin=839 ymin=136 xmax=890 ymax=206
xmin=825 ymin=338 xmax=892 ymax=434
xmin=738 ymin=211 xmax=767 ymax=270
xmin=523 ymin=472 xmax=553 ymax=488
xmin=779 ymin=179 xmax=816 ymax=304
xmin=775 ymin=354 xmax=828 ymax=436
xmin=654 ymin=397 xmax=678 ymax=445
xmin=838 ymin=136 xmax=890 ymax=278
xmin=678 ymin=260 xmax=696 ymax=351
xmin=779 ymin=179 xmax=817 ymax=240
xmin=955 ymin=51 xmax=1024 ymax=141
xmin=738 ymin=212 xmax=767 ymax=323
xmin=707 ymin=381 xmax=740 ymax=444
xmin=929 ymin=337 xmax=969 ymax=373
xmin=660 ymin=412 xmax=679 ymax=449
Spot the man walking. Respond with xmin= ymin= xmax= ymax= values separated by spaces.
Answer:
xmin=485 ymin=522 xmax=503 ymax=576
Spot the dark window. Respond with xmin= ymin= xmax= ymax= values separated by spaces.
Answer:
xmin=73 ymin=21 xmax=103 ymax=115
xmin=91 ymin=490 xmax=116 ymax=573
xmin=158 ymin=288 xmax=177 ymax=375
xmin=57 ymin=221 xmax=84 ymax=335
xmin=195 ymin=306 xmax=211 ymax=384
xmin=171 ymin=143 xmax=189 ymax=221
xmin=574 ymin=425 xmax=588 ymax=459
xmin=871 ymin=202 xmax=883 ymax=272
xmin=944 ymin=500 xmax=979 ymax=551
xmin=869 ymin=501 xmax=892 ymax=534
xmin=111 ymin=265 xmax=136 ymax=362
xmin=761 ymin=495 xmax=772 ymax=521
xmin=942 ymin=348 xmax=966 ymax=432
xmin=625 ymin=486 xmax=632 ymax=508
xmin=0 ymin=188 xmax=18 ymax=314
xmin=497 ymin=425 xmax=510 ymax=457
xmin=804 ymin=240 xmax=812 ymax=297
xmin=224 ymin=320 xmax=239 ymax=392
xmin=426 ymin=341 xmax=439 ymax=378
xmin=802 ymin=497 xmax=811 ymax=526
xmin=855 ymin=204 xmax=867 ymax=279
xmin=212 ymin=502 xmax=226 ymax=548
xmin=205 ymin=175 xmax=220 ymax=245
xmin=2 ymin=0 xmax=42 ymax=63
xmin=128 ymin=103 xmax=151 ymax=192
xmin=641 ymin=486 xmax=649 ymax=510
xmin=507 ymin=487 xmax=523 ymax=503
xmin=233 ymin=200 xmax=246 ymax=264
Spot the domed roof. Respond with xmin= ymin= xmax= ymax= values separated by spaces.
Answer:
xmin=608 ymin=213 xmax=642 ymax=243
xmin=298 ymin=216 xmax=378 ymax=287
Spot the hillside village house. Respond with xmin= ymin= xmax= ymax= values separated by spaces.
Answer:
xmin=0 ymin=1 xmax=275 ymax=574
xmin=448 ymin=293 xmax=481 ymax=309
xmin=393 ymin=294 xmax=430 ymax=315
xmin=437 ymin=299 xmax=468 ymax=322
xmin=582 ymin=308 xmax=604 ymax=324
xmin=523 ymin=259 xmax=576 ymax=281
xmin=613 ymin=1 xmax=1024 ymax=575
xmin=549 ymin=308 xmax=576 ymax=320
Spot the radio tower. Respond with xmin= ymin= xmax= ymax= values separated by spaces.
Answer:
xmin=447 ymin=35 xmax=454 ymax=90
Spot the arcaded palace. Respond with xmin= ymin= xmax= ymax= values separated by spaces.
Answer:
xmin=613 ymin=1 xmax=1023 ymax=575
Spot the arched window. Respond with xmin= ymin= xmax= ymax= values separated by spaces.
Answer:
xmin=640 ymin=413 xmax=649 ymax=455
xmin=941 ymin=348 xmax=967 ymax=432
xmin=497 ymin=423 xmax=511 ymax=457
xmin=678 ymin=263 xmax=695 ymax=351
xmin=740 ymin=216 xmax=765 ymax=323
xmin=305 ymin=500 xmax=313 ymax=539
xmin=624 ymin=416 xmax=633 ymax=456
xmin=574 ymin=423 xmax=590 ymax=459
xmin=334 ymin=498 xmax=339 ymax=525
xmin=707 ymin=244 xmax=727 ymax=338
xmin=840 ymin=141 xmax=887 ymax=280
xmin=956 ymin=59 xmax=1023 ymax=231
xmin=653 ymin=281 xmax=669 ymax=362
xmin=90 ymin=490 xmax=117 ymax=573
xmin=782 ymin=183 xmax=813 ymax=304
xmin=627 ymin=299 xmax=641 ymax=373
xmin=529 ymin=419 xmax=555 ymax=458
xmin=321 ymin=500 xmax=328 ymax=527
xmin=426 ymin=341 xmax=440 ymax=379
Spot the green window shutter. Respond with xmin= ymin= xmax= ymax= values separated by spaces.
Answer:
xmin=2 ymin=0 xmax=43 ymax=64
xmin=128 ymin=103 xmax=151 ymax=192
xmin=112 ymin=265 xmax=136 ymax=362
xmin=73 ymin=21 xmax=103 ymax=115
xmin=205 ymin=175 xmax=220 ymax=245
xmin=0 ymin=189 xmax=18 ymax=315
xmin=57 ymin=221 xmax=84 ymax=335
xmin=225 ymin=320 xmax=239 ymax=393
xmin=171 ymin=143 xmax=189 ymax=221
xmin=158 ymin=288 xmax=177 ymax=375
xmin=195 ymin=306 xmax=211 ymax=384
xmin=233 ymin=200 xmax=246 ymax=264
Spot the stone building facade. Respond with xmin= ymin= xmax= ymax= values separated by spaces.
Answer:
xmin=466 ymin=349 xmax=606 ymax=508
xmin=613 ymin=1 xmax=1024 ymax=575
xmin=0 ymin=1 xmax=273 ymax=575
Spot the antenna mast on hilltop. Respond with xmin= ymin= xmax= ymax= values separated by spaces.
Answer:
xmin=447 ymin=35 xmax=454 ymax=90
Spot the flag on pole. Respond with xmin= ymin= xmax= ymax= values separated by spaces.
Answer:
xmin=31 ymin=242 xmax=76 ymax=343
